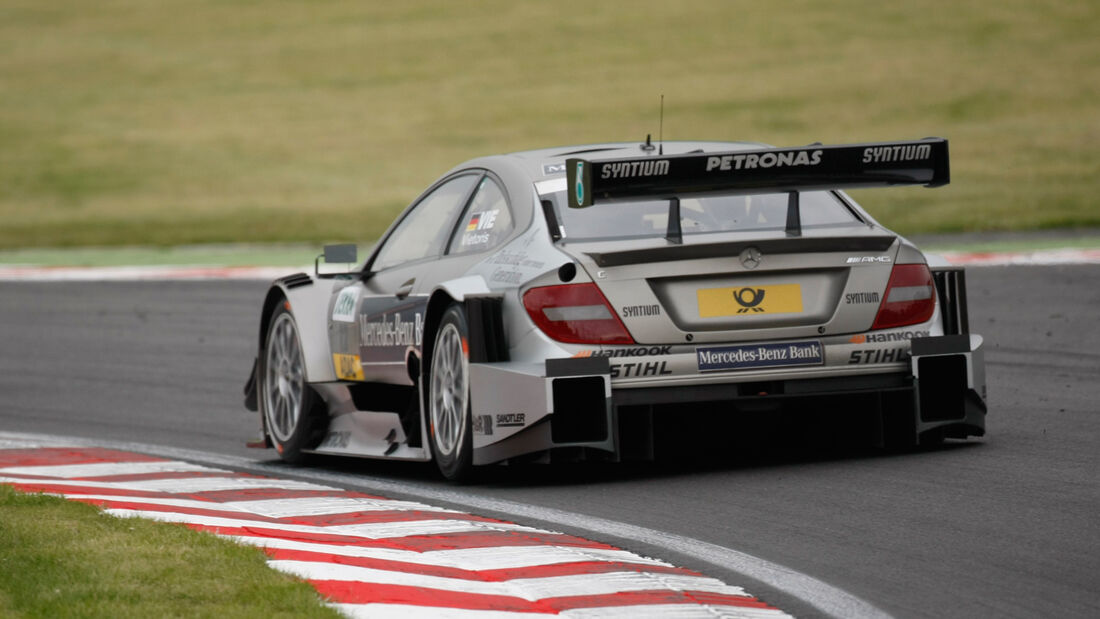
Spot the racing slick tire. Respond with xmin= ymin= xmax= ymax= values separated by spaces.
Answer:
xmin=428 ymin=304 xmax=475 ymax=481
xmin=260 ymin=304 xmax=325 ymax=463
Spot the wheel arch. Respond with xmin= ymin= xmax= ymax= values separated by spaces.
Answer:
xmin=245 ymin=285 xmax=293 ymax=414
xmin=258 ymin=286 xmax=288 ymax=352
xmin=421 ymin=276 xmax=491 ymax=363
xmin=259 ymin=275 xmax=340 ymax=384
xmin=417 ymin=276 xmax=494 ymax=423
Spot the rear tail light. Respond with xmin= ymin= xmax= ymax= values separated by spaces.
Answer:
xmin=522 ymin=283 xmax=635 ymax=344
xmin=872 ymin=263 xmax=936 ymax=329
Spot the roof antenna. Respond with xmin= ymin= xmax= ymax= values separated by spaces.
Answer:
xmin=658 ymin=94 xmax=664 ymax=155
xmin=642 ymin=96 xmax=666 ymax=154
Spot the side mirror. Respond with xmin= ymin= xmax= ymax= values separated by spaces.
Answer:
xmin=315 ymin=244 xmax=359 ymax=278
xmin=324 ymin=244 xmax=358 ymax=264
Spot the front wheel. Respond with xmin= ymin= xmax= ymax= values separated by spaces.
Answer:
xmin=261 ymin=304 xmax=323 ymax=462
xmin=428 ymin=304 xmax=474 ymax=481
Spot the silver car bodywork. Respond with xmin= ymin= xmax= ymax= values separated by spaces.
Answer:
xmin=245 ymin=138 xmax=986 ymax=478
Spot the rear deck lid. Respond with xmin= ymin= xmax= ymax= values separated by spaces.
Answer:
xmin=556 ymin=227 xmax=899 ymax=343
xmin=532 ymin=138 xmax=948 ymax=343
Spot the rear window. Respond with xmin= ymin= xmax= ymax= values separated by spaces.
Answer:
xmin=542 ymin=188 xmax=861 ymax=242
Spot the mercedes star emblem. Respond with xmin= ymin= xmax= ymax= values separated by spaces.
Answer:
xmin=740 ymin=247 xmax=762 ymax=270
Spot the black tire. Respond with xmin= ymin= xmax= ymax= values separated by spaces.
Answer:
xmin=428 ymin=304 xmax=475 ymax=481
xmin=260 ymin=304 xmax=324 ymax=463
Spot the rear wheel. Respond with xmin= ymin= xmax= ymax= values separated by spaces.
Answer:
xmin=261 ymin=305 xmax=323 ymax=462
xmin=428 ymin=305 xmax=474 ymax=481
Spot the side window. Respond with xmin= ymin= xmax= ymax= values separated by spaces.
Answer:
xmin=448 ymin=176 xmax=514 ymax=255
xmin=372 ymin=174 xmax=479 ymax=271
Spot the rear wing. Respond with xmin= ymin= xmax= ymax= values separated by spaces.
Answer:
xmin=565 ymin=138 xmax=949 ymax=209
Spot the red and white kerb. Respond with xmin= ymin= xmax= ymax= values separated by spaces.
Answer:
xmin=0 ymin=447 xmax=792 ymax=618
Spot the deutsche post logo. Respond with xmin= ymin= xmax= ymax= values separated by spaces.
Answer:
xmin=332 ymin=354 xmax=364 ymax=381
xmin=733 ymin=287 xmax=766 ymax=313
xmin=697 ymin=283 xmax=803 ymax=318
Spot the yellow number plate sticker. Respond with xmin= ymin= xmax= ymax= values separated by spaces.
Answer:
xmin=332 ymin=354 xmax=365 ymax=381
xmin=697 ymin=284 xmax=803 ymax=318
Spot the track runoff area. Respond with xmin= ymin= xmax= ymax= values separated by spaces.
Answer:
xmin=0 ymin=246 xmax=1099 ymax=281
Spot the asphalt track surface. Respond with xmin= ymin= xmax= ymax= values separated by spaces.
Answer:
xmin=1 ymin=265 xmax=1098 ymax=618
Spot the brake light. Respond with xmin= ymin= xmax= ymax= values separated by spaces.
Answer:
xmin=522 ymin=283 xmax=635 ymax=344
xmin=871 ymin=263 xmax=936 ymax=330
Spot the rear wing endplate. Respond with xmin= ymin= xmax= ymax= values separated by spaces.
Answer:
xmin=565 ymin=138 xmax=949 ymax=209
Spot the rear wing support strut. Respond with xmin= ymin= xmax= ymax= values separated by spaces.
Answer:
xmin=785 ymin=191 xmax=801 ymax=237
xmin=665 ymin=198 xmax=682 ymax=244
xmin=664 ymin=191 xmax=800 ymax=244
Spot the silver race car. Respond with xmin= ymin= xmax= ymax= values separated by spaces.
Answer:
xmin=244 ymin=137 xmax=986 ymax=480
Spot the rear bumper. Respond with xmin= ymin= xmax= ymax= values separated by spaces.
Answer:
xmin=468 ymin=334 xmax=986 ymax=465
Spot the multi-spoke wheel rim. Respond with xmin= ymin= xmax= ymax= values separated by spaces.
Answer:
xmin=264 ymin=313 xmax=305 ymax=443
xmin=430 ymin=322 xmax=469 ymax=457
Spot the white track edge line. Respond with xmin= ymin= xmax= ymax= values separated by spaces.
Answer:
xmin=0 ymin=431 xmax=892 ymax=619
xmin=1 ymin=248 xmax=1099 ymax=282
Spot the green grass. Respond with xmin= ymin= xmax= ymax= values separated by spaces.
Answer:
xmin=0 ymin=485 xmax=340 ymax=618
xmin=1 ymin=0 xmax=1097 ymax=249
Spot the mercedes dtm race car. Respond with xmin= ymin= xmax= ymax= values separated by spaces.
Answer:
xmin=244 ymin=137 xmax=986 ymax=480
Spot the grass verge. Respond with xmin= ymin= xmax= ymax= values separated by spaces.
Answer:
xmin=0 ymin=1 xmax=1097 ymax=248
xmin=0 ymin=244 xmax=328 ymax=268
xmin=0 ymin=484 xmax=339 ymax=618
